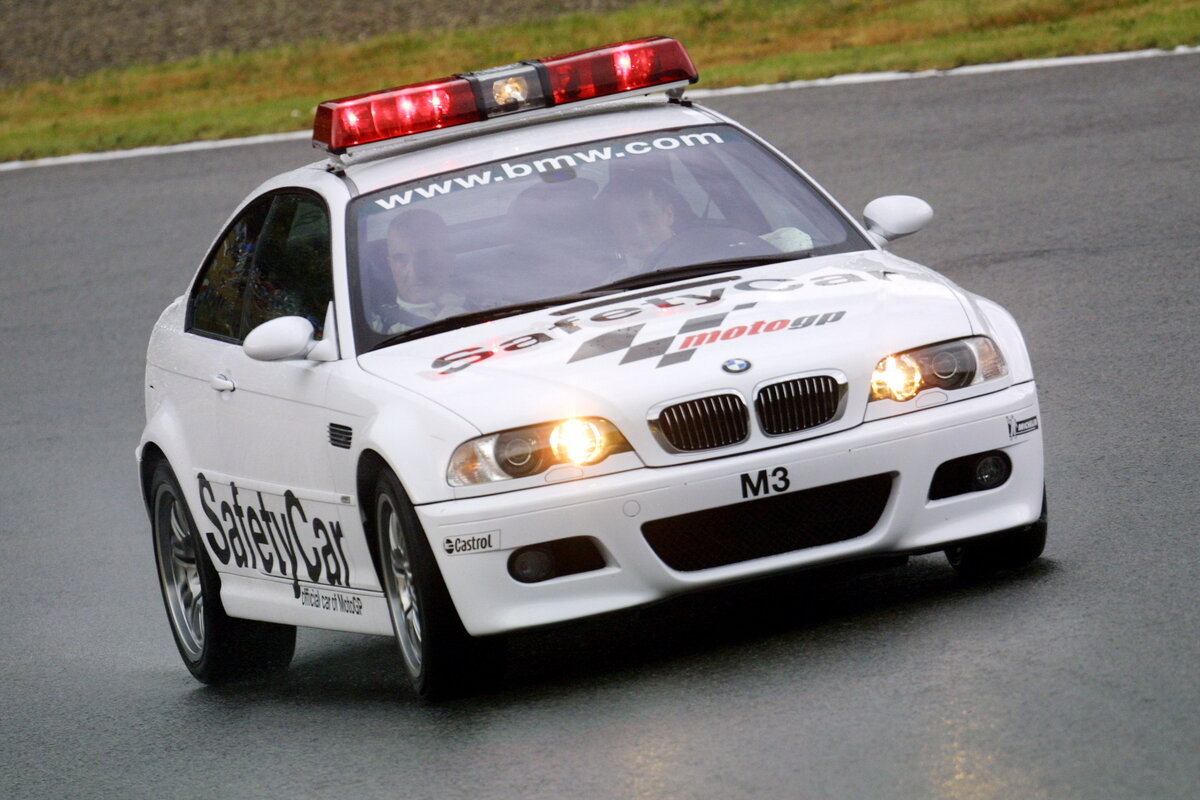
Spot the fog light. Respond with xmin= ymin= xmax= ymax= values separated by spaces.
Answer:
xmin=973 ymin=453 xmax=1011 ymax=490
xmin=509 ymin=547 xmax=556 ymax=583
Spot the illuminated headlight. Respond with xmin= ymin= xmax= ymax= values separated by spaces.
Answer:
xmin=870 ymin=337 xmax=1007 ymax=402
xmin=448 ymin=418 xmax=631 ymax=486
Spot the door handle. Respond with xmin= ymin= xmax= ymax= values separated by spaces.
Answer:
xmin=209 ymin=373 xmax=236 ymax=392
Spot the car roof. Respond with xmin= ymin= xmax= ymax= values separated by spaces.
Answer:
xmin=333 ymin=97 xmax=723 ymax=198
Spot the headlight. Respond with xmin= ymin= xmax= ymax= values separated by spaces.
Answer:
xmin=448 ymin=417 xmax=632 ymax=486
xmin=870 ymin=337 xmax=1007 ymax=402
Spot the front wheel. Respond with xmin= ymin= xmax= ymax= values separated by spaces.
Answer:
xmin=946 ymin=491 xmax=1048 ymax=578
xmin=374 ymin=469 xmax=505 ymax=698
xmin=150 ymin=461 xmax=295 ymax=683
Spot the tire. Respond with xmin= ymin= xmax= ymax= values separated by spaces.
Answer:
xmin=150 ymin=461 xmax=296 ymax=683
xmin=373 ymin=468 xmax=505 ymax=698
xmin=946 ymin=491 xmax=1048 ymax=578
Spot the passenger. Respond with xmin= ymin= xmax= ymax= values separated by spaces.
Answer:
xmin=370 ymin=210 xmax=468 ymax=333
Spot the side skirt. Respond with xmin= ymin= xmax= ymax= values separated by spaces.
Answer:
xmin=220 ymin=573 xmax=394 ymax=636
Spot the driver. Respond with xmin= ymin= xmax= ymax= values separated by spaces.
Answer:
xmin=599 ymin=176 xmax=685 ymax=269
xmin=370 ymin=209 xmax=468 ymax=333
xmin=600 ymin=175 xmax=816 ymax=271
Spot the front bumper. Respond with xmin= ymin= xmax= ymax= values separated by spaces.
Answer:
xmin=416 ymin=382 xmax=1043 ymax=636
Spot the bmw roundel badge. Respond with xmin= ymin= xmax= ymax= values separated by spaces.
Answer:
xmin=722 ymin=358 xmax=751 ymax=374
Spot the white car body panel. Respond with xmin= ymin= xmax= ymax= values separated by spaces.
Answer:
xmin=422 ymin=382 xmax=1042 ymax=635
xmin=139 ymin=96 xmax=1045 ymax=641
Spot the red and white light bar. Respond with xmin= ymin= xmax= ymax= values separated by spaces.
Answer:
xmin=313 ymin=36 xmax=698 ymax=153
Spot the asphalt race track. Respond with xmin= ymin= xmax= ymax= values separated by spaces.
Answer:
xmin=1 ymin=53 xmax=1197 ymax=799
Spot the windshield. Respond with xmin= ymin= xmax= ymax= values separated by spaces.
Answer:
xmin=348 ymin=124 xmax=869 ymax=350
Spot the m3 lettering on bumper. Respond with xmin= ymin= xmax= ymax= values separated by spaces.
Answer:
xmin=741 ymin=467 xmax=791 ymax=498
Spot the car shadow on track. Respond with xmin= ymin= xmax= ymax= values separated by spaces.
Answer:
xmin=196 ymin=554 xmax=1059 ymax=706
xmin=500 ymin=555 xmax=1059 ymax=696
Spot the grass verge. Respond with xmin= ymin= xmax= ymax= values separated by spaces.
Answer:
xmin=1 ymin=0 xmax=1197 ymax=161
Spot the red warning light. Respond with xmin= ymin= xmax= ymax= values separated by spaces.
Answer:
xmin=314 ymin=79 xmax=480 ymax=152
xmin=540 ymin=37 xmax=696 ymax=106
xmin=312 ymin=37 xmax=698 ymax=153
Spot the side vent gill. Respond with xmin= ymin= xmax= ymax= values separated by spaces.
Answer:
xmin=328 ymin=423 xmax=353 ymax=449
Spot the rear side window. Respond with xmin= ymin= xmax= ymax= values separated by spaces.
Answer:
xmin=189 ymin=192 xmax=332 ymax=342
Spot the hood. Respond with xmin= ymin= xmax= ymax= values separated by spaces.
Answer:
xmin=357 ymin=250 xmax=974 ymax=465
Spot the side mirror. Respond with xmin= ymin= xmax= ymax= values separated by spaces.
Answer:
xmin=244 ymin=316 xmax=318 ymax=361
xmin=863 ymin=195 xmax=934 ymax=245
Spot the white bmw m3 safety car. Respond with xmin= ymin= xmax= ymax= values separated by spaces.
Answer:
xmin=138 ymin=37 xmax=1046 ymax=697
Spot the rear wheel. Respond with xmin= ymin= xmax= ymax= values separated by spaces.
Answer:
xmin=150 ymin=461 xmax=295 ymax=683
xmin=373 ymin=468 xmax=505 ymax=698
xmin=946 ymin=491 xmax=1047 ymax=578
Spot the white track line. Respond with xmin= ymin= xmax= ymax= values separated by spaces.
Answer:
xmin=2 ymin=45 xmax=1197 ymax=173
xmin=0 ymin=129 xmax=312 ymax=172
xmin=688 ymin=44 xmax=1200 ymax=97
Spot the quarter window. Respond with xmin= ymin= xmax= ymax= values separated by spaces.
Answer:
xmin=190 ymin=197 xmax=270 ymax=341
xmin=242 ymin=194 xmax=333 ymax=338
xmin=189 ymin=192 xmax=333 ymax=342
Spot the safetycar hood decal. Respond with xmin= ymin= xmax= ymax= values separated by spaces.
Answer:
xmin=358 ymin=252 xmax=973 ymax=432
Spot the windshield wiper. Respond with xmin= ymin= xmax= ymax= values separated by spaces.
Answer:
xmin=367 ymin=292 xmax=598 ymax=351
xmin=367 ymin=251 xmax=817 ymax=352
xmin=584 ymin=251 xmax=812 ymax=294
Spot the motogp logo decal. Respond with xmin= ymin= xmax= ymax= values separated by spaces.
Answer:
xmin=432 ymin=272 xmax=865 ymax=375
xmin=562 ymin=308 xmax=845 ymax=370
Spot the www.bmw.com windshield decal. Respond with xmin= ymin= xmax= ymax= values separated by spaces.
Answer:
xmin=428 ymin=270 xmax=881 ymax=375
xmin=373 ymin=131 xmax=728 ymax=210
